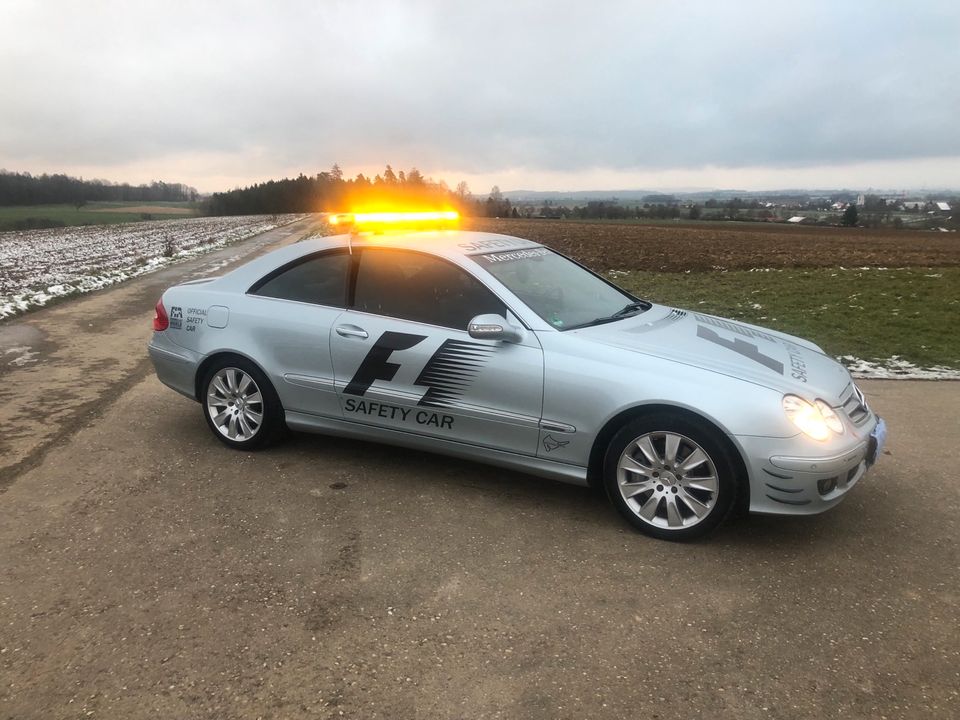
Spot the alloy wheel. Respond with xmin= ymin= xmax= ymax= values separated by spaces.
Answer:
xmin=616 ymin=431 xmax=720 ymax=530
xmin=206 ymin=367 xmax=264 ymax=442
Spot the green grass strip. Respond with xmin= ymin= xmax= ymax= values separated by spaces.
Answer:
xmin=615 ymin=267 xmax=960 ymax=369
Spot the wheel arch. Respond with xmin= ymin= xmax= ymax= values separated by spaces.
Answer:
xmin=586 ymin=402 xmax=751 ymax=513
xmin=194 ymin=350 xmax=274 ymax=401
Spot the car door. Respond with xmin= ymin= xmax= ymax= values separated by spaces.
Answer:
xmin=330 ymin=247 xmax=545 ymax=456
xmin=242 ymin=249 xmax=349 ymax=419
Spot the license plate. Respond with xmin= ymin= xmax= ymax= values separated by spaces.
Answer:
xmin=868 ymin=417 xmax=887 ymax=466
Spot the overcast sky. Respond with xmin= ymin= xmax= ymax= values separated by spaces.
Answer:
xmin=1 ymin=0 xmax=958 ymax=193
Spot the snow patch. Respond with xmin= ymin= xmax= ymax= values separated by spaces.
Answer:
xmin=0 ymin=214 xmax=307 ymax=319
xmin=839 ymin=355 xmax=960 ymax=380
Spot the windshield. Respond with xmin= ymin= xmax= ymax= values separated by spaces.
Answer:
xmin=474 ymin=247 xmax=648 ymax=330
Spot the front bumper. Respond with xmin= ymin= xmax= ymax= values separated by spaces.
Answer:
xmin=736 ymin=416 xmax=885 ymax=515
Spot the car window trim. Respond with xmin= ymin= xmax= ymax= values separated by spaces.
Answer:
xmin=525 ymin=247 xmax=642 ymax=305
xmin=339 ymin=306 xmax=479 ymax=335
xmin=246 ymin=248 xmax=350 ymax=308
xmin=349 ymin=246 xmax=531 ymax=331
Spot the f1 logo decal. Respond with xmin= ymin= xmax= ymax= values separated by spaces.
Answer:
xmin=344 ymin=331 xmax=427 ymax=396
xmin=696 ymin=325 xmax=784 ymax=375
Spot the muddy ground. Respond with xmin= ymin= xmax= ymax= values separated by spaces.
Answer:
xmin=1 ymin=216 xmax=957 ymax=719
xmin=464 ymin=218 xmax=960 ymax=271
xmin=1 ymin=376 xmax=957 ymax=719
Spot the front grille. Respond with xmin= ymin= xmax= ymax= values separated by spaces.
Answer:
xmin=839 ymin=383 xmax=870 ymax=425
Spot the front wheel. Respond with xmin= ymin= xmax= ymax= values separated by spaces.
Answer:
xmin=202 ymin=358 xmax=284 ymax=450
xmin=603 ymin=413 xmax=738 ymax=541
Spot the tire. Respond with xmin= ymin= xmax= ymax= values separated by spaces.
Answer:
xmin=602 ymin=412 xmax=739 ymax=541
xmin=201 ymin=356 xmax=285 ymax=450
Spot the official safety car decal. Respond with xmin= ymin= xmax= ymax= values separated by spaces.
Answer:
xmin=185 ymin=306 xmax=206 ymax=333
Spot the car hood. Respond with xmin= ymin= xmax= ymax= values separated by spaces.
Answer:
xmin=571 ymin=304 xmax=851 ymax=401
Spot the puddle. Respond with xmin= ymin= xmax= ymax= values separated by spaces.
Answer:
xmin=0 ymin=323 xmax=46 ymax=351
xmin=4 ymin=345 xmax=40 ymax=366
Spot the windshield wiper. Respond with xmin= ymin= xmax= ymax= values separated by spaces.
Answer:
xmin=611 ymin=300 xmax=651 ymax=318
xmin=563 ymin=300 xmax=652 ymax=331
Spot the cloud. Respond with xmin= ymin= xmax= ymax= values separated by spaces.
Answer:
xmin=1 ymin=0 xmax=957 ymax=190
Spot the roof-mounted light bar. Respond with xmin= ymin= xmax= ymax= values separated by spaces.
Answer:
xmin=353 ymin=211 xmax=458 ymax=224
xmin=328 ymin=210 xmax=459 ymax=229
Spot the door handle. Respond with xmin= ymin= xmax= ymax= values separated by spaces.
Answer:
xmin=336 ymin=325 xmax=369 ymax=339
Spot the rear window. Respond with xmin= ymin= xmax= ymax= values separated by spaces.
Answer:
xmin=250 ymin=251 xmax=349 ymax=307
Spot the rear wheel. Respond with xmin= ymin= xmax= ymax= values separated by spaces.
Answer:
xmin=603 ymin=413 xmax=738 ymax=541
xmin=201 ymin=357 xmax=284 ymax=450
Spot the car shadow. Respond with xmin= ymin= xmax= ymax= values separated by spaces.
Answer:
xmin=280 ymin=429 xmax=610 ymax=515
xmin=164 ymin=402 xmax=891 ymax=547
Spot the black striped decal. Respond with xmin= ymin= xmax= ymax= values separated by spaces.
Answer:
xmin=414 ymin=340 xmax=495 ymax=407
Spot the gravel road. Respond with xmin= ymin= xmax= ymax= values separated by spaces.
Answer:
xmin=0 ymin=217 xmax=315 ymax=488
xmin=0 ymin=222 xmax=957 ymax=719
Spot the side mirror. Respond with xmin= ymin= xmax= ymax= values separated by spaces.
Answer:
xmin=468 ymin=314 xmax=524 ymax=343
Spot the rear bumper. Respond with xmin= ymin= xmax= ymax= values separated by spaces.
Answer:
xmin=148 ymin=333 xmax=201 ymax=400
xmin=736 ymin=415 xmax=882 ymax=515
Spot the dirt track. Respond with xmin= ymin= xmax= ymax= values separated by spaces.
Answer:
xmin=0 ymin=218 xmax=315 ymax=487
xmin=1 ymin=373 xmax=957 ymax=719
xmin=1 ymin=217 xmax=958 ymax=718
xmin=465 ymin=218 xmax=960 ymax=271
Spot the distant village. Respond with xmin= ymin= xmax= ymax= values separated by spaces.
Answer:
xmin=785 ymin=194 xmax=951 ymax=229
xmin=497 ymin=189 xmax=957 ymax=231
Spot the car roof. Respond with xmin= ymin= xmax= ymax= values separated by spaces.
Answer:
xmin=352 ymin=230 xmax=545 ymax=261
xmin=218 ymin=230 xmax=544 ymax=289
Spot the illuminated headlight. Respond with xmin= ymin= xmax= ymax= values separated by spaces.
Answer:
xmin=814 ymin=399 xmax=845 ymax=435
xmin=782 ymin=395 xmax=845 ymax=441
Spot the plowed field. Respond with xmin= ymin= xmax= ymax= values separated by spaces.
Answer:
xmin=464 ymin=218 xmax=960 ymax=271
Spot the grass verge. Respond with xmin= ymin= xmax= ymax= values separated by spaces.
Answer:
xmin=614 ymin=267 xmax=959 ymax=370
xmin=0 ymin=203 xmax=198 ymax=231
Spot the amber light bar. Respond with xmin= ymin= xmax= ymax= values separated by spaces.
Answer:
xmin=329 ymin=210 xmax=459 ymax=227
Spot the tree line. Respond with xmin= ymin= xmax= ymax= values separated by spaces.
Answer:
xmin=207 ymin=166 xmax=534 ymax=219
xmin=207 ymin=165 xmax=468 ymax=216
xmin=0 ymin=170 xmax=198 ymax=206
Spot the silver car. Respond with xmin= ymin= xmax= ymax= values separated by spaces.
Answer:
xmin=149 ymin=229 xmax=886 ymax=540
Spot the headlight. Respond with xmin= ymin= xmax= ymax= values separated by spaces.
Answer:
xmin=814 ymin=399 xmax=844 ymax=435
xmin=782 ymin=395 xmax=844 ymax=441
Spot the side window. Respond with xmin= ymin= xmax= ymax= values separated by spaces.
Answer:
xmin=354 ymin=249 xmax=505 ymax=330
xmin=250 ymin=251 xmax=349 ymax=307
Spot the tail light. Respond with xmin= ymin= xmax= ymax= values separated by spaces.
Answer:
xmin=153 ymin=298 xmax=169 ymax=331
